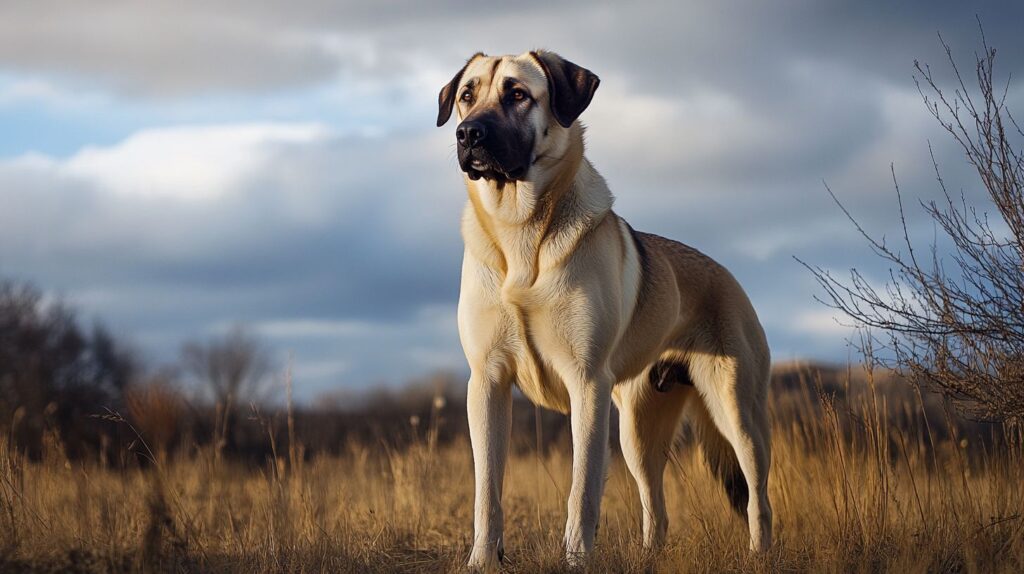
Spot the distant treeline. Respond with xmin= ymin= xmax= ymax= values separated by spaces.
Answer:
xmin=0 ymin=278 xmax=1005 ymax=467
xmin=0 ymin=277 xmax=573 ymax=463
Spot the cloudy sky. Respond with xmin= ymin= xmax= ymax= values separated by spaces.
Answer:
xmin=1 ymin=1 xmax=1022 ymax=400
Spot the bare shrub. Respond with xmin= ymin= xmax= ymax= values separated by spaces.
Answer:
xmin=803 ymin=31 xmax=1024 ymax=424
xmin=125 ymin=371 xmax=186 ymax=460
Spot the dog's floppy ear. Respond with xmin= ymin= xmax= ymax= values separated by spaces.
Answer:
xmin=437 ymin=52 xmax=483 ymax=127
xmin=530 ymin=51 xmax=600 ymax=128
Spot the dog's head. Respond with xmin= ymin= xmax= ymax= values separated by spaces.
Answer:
xmin=437 ymin=51 xmax=599 ymax=184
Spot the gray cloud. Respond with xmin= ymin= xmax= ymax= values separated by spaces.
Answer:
xmin=0 ymin=3 xmax=339 ymax=95
xmin=4 ymin=1 xmax=1020 ymax=98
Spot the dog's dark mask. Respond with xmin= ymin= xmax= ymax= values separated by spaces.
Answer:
xmin=454 ymin=102 xmax=534 ymax=183
xmin=436 ymin=52 xmax=599 ymax=184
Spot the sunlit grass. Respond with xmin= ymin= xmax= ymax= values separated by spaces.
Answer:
xmin=2 ymin=371 xmax=1023 ymax=572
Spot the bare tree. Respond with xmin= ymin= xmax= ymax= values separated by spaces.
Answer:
xmin=181 ymin=324 xmax=274 ymax=408
xmin=803 ymin=30 xmax=1024 ymax=424
xmin=181 ymin=324 xmax=275 ymax=452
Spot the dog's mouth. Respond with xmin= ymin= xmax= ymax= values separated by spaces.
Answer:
xmin=460 ymin=153 xmax=526 ymax=183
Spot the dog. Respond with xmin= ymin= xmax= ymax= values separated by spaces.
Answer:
xmin=437 ymin=51 xmax=773 ymax=569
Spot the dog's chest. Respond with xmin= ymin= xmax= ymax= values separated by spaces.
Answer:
xmin=461 ymin=204 xmax=578 ymax=414
xmin=502 ymin=296 xmax=572 ymax=414
xmin=470 ymin=254 xmax=573 ymax=413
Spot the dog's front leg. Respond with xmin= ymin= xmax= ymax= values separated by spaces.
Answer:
xmin=466 ymin=370 xmax=512 ymax=570
xmin=563 ymin=374 xmax=612 ymax=566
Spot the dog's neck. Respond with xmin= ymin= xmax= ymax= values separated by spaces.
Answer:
xmin=461 ymin=123 xmax=614 ymax=283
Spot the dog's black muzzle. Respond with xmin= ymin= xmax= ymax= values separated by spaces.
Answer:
xmin=456 ymin=116 xmax=530 ymax=182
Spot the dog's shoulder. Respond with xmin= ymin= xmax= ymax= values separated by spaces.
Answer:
xmin=624 ymin=225 xmax=738 ymax=306
xmin=625 ymin=227 xmax=719 ymax=271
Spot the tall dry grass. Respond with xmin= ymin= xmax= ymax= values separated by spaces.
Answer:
xmin=1 ymin=369 xmax=1022 ymax=573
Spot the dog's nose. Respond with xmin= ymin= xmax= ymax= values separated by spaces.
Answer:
xmin=456 ymin=121 xmax=487 ymax=148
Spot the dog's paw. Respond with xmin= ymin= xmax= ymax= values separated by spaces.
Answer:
xmin=562 ymin=535 xmax=592 ymax=570
xmin=563 ymin=549 xmax=589 ymax=571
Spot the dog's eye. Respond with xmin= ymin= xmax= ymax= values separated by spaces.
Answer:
xmin=460 ymin=90 xmax=473 ymax=103
xmin=510 ymin=89 xmax=527 ymax=102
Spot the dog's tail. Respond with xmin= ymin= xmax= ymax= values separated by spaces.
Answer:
xmin=688 ymin=401 xmax=748 ymax=519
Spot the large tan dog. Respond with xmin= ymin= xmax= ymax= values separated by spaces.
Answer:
xmin=437 ymin=51 xmax=772 ymax=569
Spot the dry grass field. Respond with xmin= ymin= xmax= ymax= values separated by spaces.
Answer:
xmin=2 ymin=367 xmax=1023 ymax=573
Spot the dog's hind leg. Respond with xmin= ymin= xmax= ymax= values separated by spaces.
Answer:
xmin=689 ymin=351 xmax=773 ymax=552
xmin=613 ymin=370 xmax=692 ymax=550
